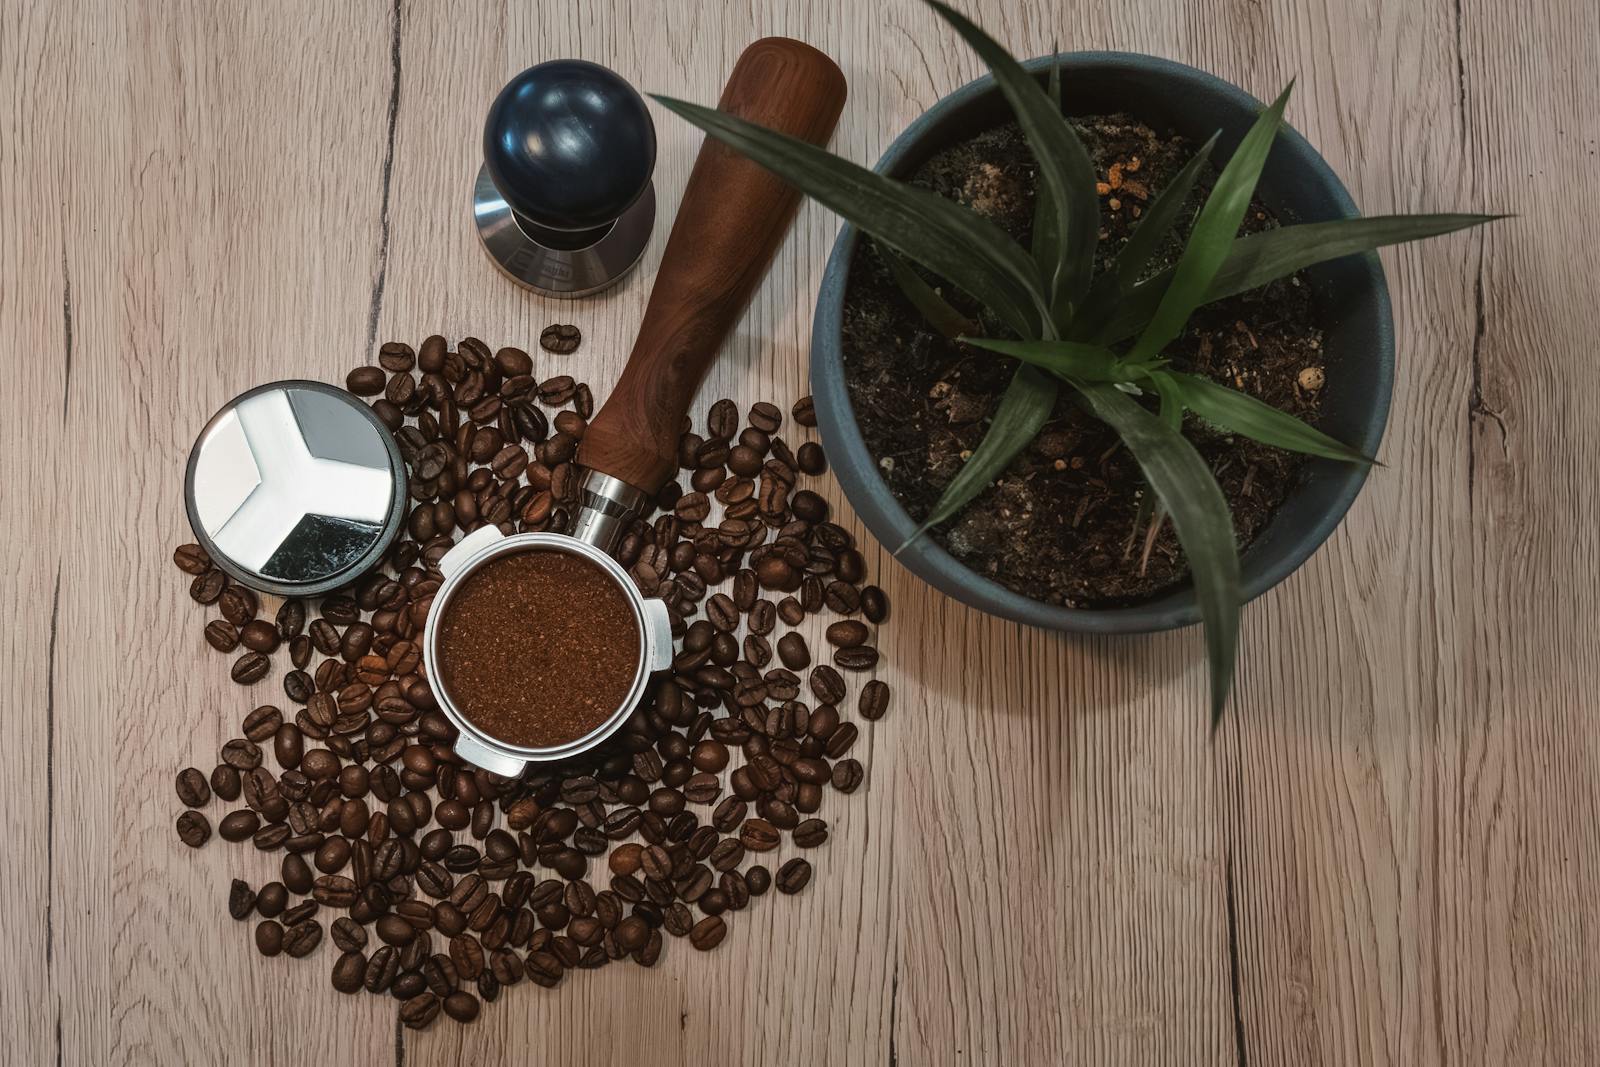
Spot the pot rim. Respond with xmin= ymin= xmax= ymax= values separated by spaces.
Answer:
xmin=422 ymin=531 xmax=654 ymax=764
xmin=809 ymin=50 xmax=1394 ymax=634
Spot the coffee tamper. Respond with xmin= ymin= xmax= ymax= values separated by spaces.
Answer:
xmin=474 ymin=60 xmax=657 ymax=298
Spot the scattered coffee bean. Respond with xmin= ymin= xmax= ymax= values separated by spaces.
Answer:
xmin=228 ymin=879 xmax=256 ymax=920
xmin=776 ymin=858 xmax=812 ymax=894
xmin=539 ymin=324 xmax=581 ymax=354
xmin=688 ymin=915 xmax=726 ymax=950
xmin=176 ymin=811 xmax=210 ymax=848
xmin=255 ymin=920 xmax=284 ymax=957
xmin=204 ymin=620 xmax=239 ymax=652
xmin=173 ymin=544 xmax=211 ymax=575
xmin=176 ymin=767 xmax=211 ymax=807
xmin=231 ymin=652 xmax=270 ymax=685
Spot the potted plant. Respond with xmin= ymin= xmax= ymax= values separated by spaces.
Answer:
xmin=654 ymin=1 xmax=1498 ymax=722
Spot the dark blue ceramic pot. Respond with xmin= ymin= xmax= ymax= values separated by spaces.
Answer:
xmin=810 ymin=52 xmax=1393 ymax=633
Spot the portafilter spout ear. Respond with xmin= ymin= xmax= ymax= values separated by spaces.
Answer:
xmin=570 ymin=38 xmax=847 ymax=554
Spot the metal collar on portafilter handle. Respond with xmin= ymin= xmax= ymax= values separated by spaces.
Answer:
xmin=568 ymin=37 xmax=847 ymax=555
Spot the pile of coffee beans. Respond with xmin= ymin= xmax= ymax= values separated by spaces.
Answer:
xmin=172 ymin=333 xmax=889 ymax=1030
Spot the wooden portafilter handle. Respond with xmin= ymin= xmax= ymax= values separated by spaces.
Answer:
xmin=571 ymin=38 xmax=847 ymax=551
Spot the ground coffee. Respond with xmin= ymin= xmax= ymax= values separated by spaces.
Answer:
xmin=437 ymin=549 xmax=639 ymax=748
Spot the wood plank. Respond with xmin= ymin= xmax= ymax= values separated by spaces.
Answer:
xmin=1 ymin=0 xmax=70 ymax=1061
xmin=6 ymin=0 xmax=1598 ymax=1063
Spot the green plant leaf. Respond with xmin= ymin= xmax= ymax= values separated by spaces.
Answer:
xmin=1148 ymin=370 xmax=1186 ymax=431
xmin=903 ymin=366 xmax=1057 ymax=542
xmin=1166 ymin=372 xmax=1376 ymax=463
xmin=926 ymin=2 xmax=1100 ymax=322
xmin=1072 ymin=381 xmax=1240 ymax=726
xmin=1030 ymin=53 xmax=1063 ymax=298
xmin=883 ymin=247 xmax=978 ymax=339
xmin=1129 ymin=84 xmax=1292 ymax=362
xmin=1098 ymin=213 xmax=1503 ymax=344
xmin=960 ymin=337 xmax=1125 ymax=381
xmin=652 ymin=94 xmax=1045 ymax=337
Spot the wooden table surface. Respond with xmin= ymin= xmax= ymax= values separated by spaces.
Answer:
xmin=6 ymin=0 xmax=1597 ymax=1063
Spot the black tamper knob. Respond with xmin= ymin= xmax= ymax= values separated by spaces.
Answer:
xmin=474 ymin=60 xmax=658 ymax=298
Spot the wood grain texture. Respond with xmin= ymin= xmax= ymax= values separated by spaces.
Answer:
xmin=4 ymin=0 xmax=1595 ymax=1064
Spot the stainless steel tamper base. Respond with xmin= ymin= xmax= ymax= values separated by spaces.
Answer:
xmin=473 ymin=164 xmax=655 ymax=299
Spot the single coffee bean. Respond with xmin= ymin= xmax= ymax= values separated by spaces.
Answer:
xmin=776 ymin=857 xmax=812 ymax=894
xmin=776 ymin=633 xmax=810 ymax=670
xmin=228 ymin=878 xmax=256 ymax=920
xmin=331 ymin=950 xmax=367 ymax=993
xmin=176 ymin=767 xmax=211 ymax=807
xmin=858 ymin=679 xmax=891 ymax=720
xmin=190 ymin=570 xmax=226 ymax=605
xmin=255 ymin=920 xmax=284 ymax=956
xmin=834 ymin=646 xmax=880 ymax=671
xmin=218 ymin=585 xmax=257 ymax=625
xmin=282 ymin=919 xmax=323 ymax=958
xmin=173 ymin=544 xmax=211 ymax=575
xmin=210 ymin=764 xmax=241 ymax=801
xmin=331 ymin=916 xmax=367 ymax=952
xmin=861 ymin=585 xmax=889 ymax=624
xmin=204 ymin=619 xmax=239 ymax=652
xmin=832 ymin=758 xmax=864 ymax=793
xmin=218 ymin=809 xmax=260 ymax=842
xmin=797 ymin=441 xmax=826 ymax=475
xmin=746 ymin=865 xmax=772 ymax=896
xmin=231 ymin=652 xmax=270 ymax=685
xmin=255 ymin=882 xmax=288 ymax=918
xmin=793 ymin=818 xmax=829 ymax=847
xmin=443 ymin=990 xmax=480 ymax=1023
xmin=346 ymin=366 xmax=386 ymax=395
xmin=539 ymin=324 xmax=581 ymax=354
xmin=809 ymin=665 xmax=846 ymax=704
xmin=825 ymin=620 xmax=869 ymax=648
xmin=738 ymin=819 xmax=779 ymax=852
xmin=748 ymin=401 xmax=782 ymax=433
xmin=399 ymin=992 xmax=441 ymax=1030
xmin=239 ymin=620 xmax=281 ymax=653
xmin=688 ymin=915 xmax=726 ymax=950
xmin=176 ymin=811 xmax=211 ymax=847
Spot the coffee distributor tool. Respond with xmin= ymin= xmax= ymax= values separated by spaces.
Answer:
xmin=186 ymin=38 xmax=847 ymax=775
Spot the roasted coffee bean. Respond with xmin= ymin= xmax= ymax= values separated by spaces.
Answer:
xmin=283 ymin=853 xmax=314 ymax=894
xmin=231 ymin=652 xmax=270 ymax=685
xmin=204 ymin=619 xmax=239 ymax=652
xmin=255 ymin=920 xmax=285 ymax=957
xmin=190 ymin=570 xmax=226 ymax=605
xmin=331 ymin=950 xmax=366 ymax=994
xmin=347 ymin=366 xmax=386 ymax=395
xmin=853 ymin=678 xmax=890 ymax=721
xmin=861 ymin=585 xmax=889 ymax=623
xmin=809 ymin=665 xmax=846 ymax=704
xmin=239 ymin=619 xmax=280 ymax=653
xmin=796 ymin=440 xmax=826 ymax=475
xmin=218 ymin=809 xmax=260 ymax=842
xmin=825 ymin=619 xmax=869 ymax=648
xmin=176 ymin=812 xmax=211 ymax=844
xmin=776 ymin=633 xmax=810 ymax=669
xmin=330 ymin=916 xmax=367 ymax=952
xmin=173 ymin=544 xmax=211 ymax=575
xmin=738 ymin=819 xmax=779 ymax=852
xmin=400 ymin=992 xmax=441 ymax=1030
xmin=688 ymin=915 xmax=726 ymax=950
xmin=776 ymin=857 xmax=812 ymax=894
xmin=539 ymin=324 xmax=581 ymax=354
xmin=218 ymin=585 xmax=258 ymax=626
xmin=210 ymin=764 xmax=241 ymax=801
xmin=240 ymin=704 xmax=282 ymax=741
xmin=832 ymin=758 xmax=864 ymax=793
xmin=793 ymin=818 xmax=829 ymax=847
xmin=254 ymin=881 xmax=288 ymax=918
xmin=227 ymin=878 xmax=256 ymax=919
xmin=176 ymin=767 xmax=211 ymax=807
xmin=283 ymin=919 xmax=323 ymax=958
xmin=834 ymin=646 xmax=879 ymax=671
xmin=777 ymin=597 xmax=805 ymax=626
